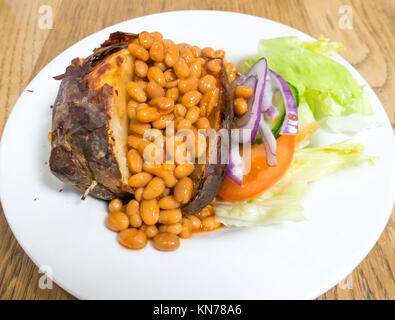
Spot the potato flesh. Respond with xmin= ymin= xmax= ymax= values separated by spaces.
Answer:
xmin=86 ymin=49 xmax=134 ymax=188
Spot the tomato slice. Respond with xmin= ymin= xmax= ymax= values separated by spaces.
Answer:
xmin=218 ymin=135 xmax=295 ymax=201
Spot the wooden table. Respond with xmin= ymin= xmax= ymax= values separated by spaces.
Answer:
xmin=0 ymin=0 xmax=394 ymax=300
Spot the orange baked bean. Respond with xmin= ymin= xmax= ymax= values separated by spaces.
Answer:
xmin=140 ymin=199 xmax=160 ymax=225
xmin=202 ymin=47 xmax=215 ymax=57
xmin=135 ymin=60 xmax=148 ymax=78
xmin=174 ymin=104 xmax=187 ymax=117
xmin=147 ymin=66 xmax=166 ymax=87
xmin=146 ymin=81 xmax=165 ymax=99
xmin=138 ymin=31 xmax=153 ymax=49
xmin=188 ymin=215 xmax=202 ymax=231
xmin=128 ymin=43 xmax=149 ymax=61
xmin=150 ymin=31 xmax=163 ymax=42
xmin=166 ymin=87 xmax=179 ymax=101
xmin=235 ymin=86 xmax=253 ymax=99
xmin=185 ymin=106 xmax=200 ymax=124
xmin=153 ymin=233 xmax=180 ymax=251
xmin=106 ymin=211 xmax=129 ymax=232
xmin=109 ymin=198 xmax=123 ymax=212
xmin=196 ymin=117 xmax=210 ymax=130
xmin=173 ymin=177 xmax=193 ymax=204
xmin=174 ymin=163 xmax=195 ymax=179
xmin=198 ymin=75 xmax=216 ymax=93
xmin=136 ymin=107 xmax=161 ymax=122
xmin=126 ymin=82 xmax=147 ymax=102
xmin=128 ymin=172 xmax=153 ymax=188
xmin=234 ymin=98 xmax=248 ymax=116
xmin=119 ymin=228 xmax=147 ymax=249
xmin=181 ymin=90 xmax=202 ymax=107
xmin=150 ymin=97 xmax=175 ymax=112
xmin=202 ymin=216 xmax=222 ymax=231
xmin=159 ymin=223 xmax=182 ymax=235
xmin=150 ymin=41 xmax=165 ymax=62
xmin=142 ymin=177 xmax=165 ymax=199
xmin=179 ymin=218 xmax=193 ymax=239
xmin=159 ymin=209 xmax=182 ymax=224
xmin=158 ymin=195 xmax=180 ymax=209
xmin=173 ymin=58 xmax=190 ymax=78
xmin=178 ymin=78 xmax=198 ymax=94
xmin=206 ymin=59 xmax=222 ymax=74
xmin=140 ymin=224 xmax=158 ymax=238
xmin=127 ymin=149 xmax=143 ymax=173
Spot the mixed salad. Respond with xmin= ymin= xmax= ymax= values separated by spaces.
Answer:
xmin=215 ymin=36 xmax=377 ymax=227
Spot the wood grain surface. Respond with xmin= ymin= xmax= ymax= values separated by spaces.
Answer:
xmin=0 ymin=0 xmax=394 ymax=300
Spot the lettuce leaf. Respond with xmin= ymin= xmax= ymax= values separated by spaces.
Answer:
xmin=244 ymin=37 xmax=373 ymax=121
xmin=215 ymin=141 xmax=376 ymax=227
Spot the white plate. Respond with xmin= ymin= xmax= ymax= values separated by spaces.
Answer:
xmin=1 ymin=11 xmax=394 ymax=300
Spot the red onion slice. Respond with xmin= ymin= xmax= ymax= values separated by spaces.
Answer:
xmin=233 ymin=58 xmax=268 ymax=143
xmin=258 ymin=115 xmax=278 ymax=166
xmin=269 ymin=70 xmax=298 ymax=135
xmin=264 ymin=105 xmax=279 ymax=121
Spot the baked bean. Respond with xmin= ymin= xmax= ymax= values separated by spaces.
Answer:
xmin=146 ymin=81 xmax=165 ymax=99
xmin=188 ymin=215 xmax=202 ymax=231
xmin=135 ymin=60 xmax=148 ymax=78
xmin=189 ymin=60 xmax=202 ymax=78
xmin=174 ymin=177 xmax=193 ymax=204
xmin=140 ymin=199 xmax=160 ymax=225
xmin=179 ymin=218 xmax=193 ymax=239
xmin=235 ymin=86 xmax=253 ymax=99
xmin=143 ymin=177 xmax=165 ymax=199
xmin=180 ymin=47 xmax=194 ymax=64
xmin=174 ymin=163 xmax=195 ymax=179
xmin=152 ymin=113 xmax=174 ymax=129
xmin=136 ymin=107 xmax=161 ymax=123
xmin=153 ymin=233 xmax=180 ymax=251
xmin=150 ymin=31 xmax=163 ymax=42
xmin=149 ymin=97 xmax=175 ymax=112
xmin=141 ymin=224 xmax=158 ymax=238
xmin=106 ymin=211 xmax=129 ymax=232
xmin=109 ymin=198 xmax=122 ymax=212
xmin=118 ymin=228 xmax=147 ymax=249
xmin=138 ymin=31 xmax=153 ymax=49
xmin=206 ymin=59 xmax=222 ymax=74
xmin=181 ymin=90 xmax=202 ymax=107
xmin=127 ymin=135 xmax=143 ymax=149
xmin=127 ymin=100 xmax=139 ymax=119
xmin=126 ymin=82 xmax=147 ymax=102
xmin=173 ymin=58 xmax=190 ymax=78
xmin=174 ymin=104 xmax=187 ymax=117
xmin=178 ymin=78 xmax=198 ymax=94
xmin=177 ymin=118 xmax=192 ymax=131
xmin=128 ymin=43 xmax=149 ymax=61
xmin=129 ymin=211 xmax=142 ymax=228
xmin=164 ymin=69 xmax=177 ymax=82
xmin=196 ymin=205 xmax=214 ymax=219
xmin=177 ymin=43 xmax=191 ymax=50
xmin=129 ymin=119 xmax=151 ymax=136
xmin=154 ymin=61 xmax=167 ymax=71
xmin=134 ymin=187 xmax=144 ymax=202
xmin=149 ymin=41 xmax=165 ymax=62
xmin=234 ymin=98 xmax=248 ymax=116
xmin=198 ymin=75 xmax=216 ymax=93
xmin=159 ymin=223 xmax=182 ymax=235
xmin=159 ymin=209 xmax=182 ymax=224
xmin=162 ymin=162 xmax=176 ymax=172
xmin=128 ymin=172 xmax=153 ymax=188
xmin=147 ymin=66 xmax=166 ymax=87
xmin=200 ymin=87 xmax=219 ymax=116
xmin=127 ymin=149 xmax=143 ymax=173
xmin=202 ymin=216 xmax=222 ymax=231
xmin=202 ymin=47 xmax=215 ymax=57
xmin=139 ymin=141 xmax=162 ymax=163
xmin=166 ymin=87 xmax=179 ymax=101
xmin=185 ymin=106 xmax=200 ymax=124
xmin=126 ymin=199 xmax=139 ymax=216
xmin=196 ymin=117 xmax=210 ymax=130
xmin=160 ymin=171 xmax=178 ymax=188
xmin=158 ymin=195 xmax=180 ymax=209
xmin=164 ymin=43 xmax=179 ymax=67
xmin=214 ymin=49 xmax=226 ymax=59
xmin=228 ymin=72 xmax=236 ymax=83
xmin=191 ymin=45 xmax=201 ymax=58
xmin=165 ymin=80 xmax=179 ymax=89
xmin=136 ymin=81 xmax=148 ymax=92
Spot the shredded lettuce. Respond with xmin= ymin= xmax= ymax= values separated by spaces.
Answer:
xmin=244 ymin=37 xmax=373 ymax=121
xmin=215 ymin=141 xmax=376 ymax=227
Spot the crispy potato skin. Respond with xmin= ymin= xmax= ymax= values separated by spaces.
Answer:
xmin=50 ymin=32 xmax=137 ymax=200
xmin=181 ymin=62 xmax=233 ymax=214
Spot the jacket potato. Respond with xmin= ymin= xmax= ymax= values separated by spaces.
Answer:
xmin=49 ymin=31 xmax=232 ymax=214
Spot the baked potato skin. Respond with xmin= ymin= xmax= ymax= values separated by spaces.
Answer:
xmin=50 ymin=32 xmax=137 ymax=200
